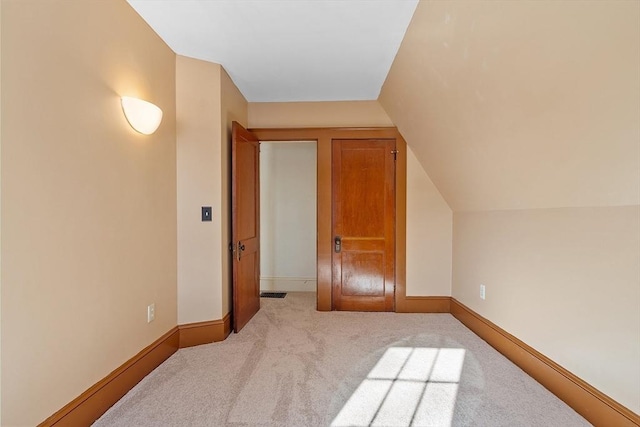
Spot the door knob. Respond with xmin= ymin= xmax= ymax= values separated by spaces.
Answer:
xmin=334 ymin=236 xmax=342 ymax=253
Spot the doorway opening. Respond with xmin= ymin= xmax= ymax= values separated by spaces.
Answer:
xmin=250 ymin=127 xmax=407 ymax=312
xmin=259 ymin=141 xmax=317 ymax=297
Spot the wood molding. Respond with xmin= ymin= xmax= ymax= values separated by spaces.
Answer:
xmin=389 ymin=133 xmax=446 ymax=315
xmin=450 ymin=298 xmax=640 ymax=427
xmin=317 ymin=135 xmax=332 ymax=311
xmin=394 ymin=134 xmax=408 ymax=312
xmin=39 ymin=304 xmax=638 ymax=427
xmin=250 ymin=126 xmax=406 ymax=312
xmin=250 ymin=127 xmax=403 ymax=141
xmin=396 ymin=296 xmax=451 ymax=313
xmin=41 ymin=314 xmax=234 ymax=426
xmin=39 ymin=327 xmax=179 ymax=427
xmin=260 ymin=276 xmax=317 ymax=292
xmin=178 ymin=312 xmax=232 ymax=348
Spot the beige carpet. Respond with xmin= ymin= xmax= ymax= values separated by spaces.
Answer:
xmin=94 ymin=292 xmax=590 ymax=426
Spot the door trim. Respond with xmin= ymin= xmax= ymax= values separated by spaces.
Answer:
xmin=249 ymin=127 xmax=407 ymax=312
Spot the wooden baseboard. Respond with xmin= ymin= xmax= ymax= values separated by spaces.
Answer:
xmin=260 ymin=276 xmax=317 ymax=293
xmin=40 ymin=313 xmax=234 ymax=426
xmin=450 ymin=298 xmax=640 ymax=427
xmin=40 ymin=304 xmax=638 ymax=427
xmin=395 ymin=296 xmax=451 ymax=313
xmin=39 ymin=327 xmax=180 ymax=427
xmin=178 ymin=312 xmax=232 ymax=348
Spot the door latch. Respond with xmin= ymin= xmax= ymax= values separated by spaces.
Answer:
xmin=334 ymin=236 xmax=342 ymax=253
xmin=237 ymin=241 xmax=245 ymax=261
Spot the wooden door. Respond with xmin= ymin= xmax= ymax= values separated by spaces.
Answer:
xmin=232 ymin=122 xmax=260 ymax=332
xmin=332 ymin=139 xmax=396 ymax=311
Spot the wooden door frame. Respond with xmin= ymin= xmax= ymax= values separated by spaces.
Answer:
xmin=249 ymin=127 xmax=410 ymax=312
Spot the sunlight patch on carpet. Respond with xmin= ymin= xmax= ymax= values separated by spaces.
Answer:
xmin=331 ymin=347 xmax=465 ymax=427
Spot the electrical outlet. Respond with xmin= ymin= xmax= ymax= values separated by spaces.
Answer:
xmin=147 ymin=303 xmax=155 ymax=323
xmin=480 ymin=284 xmax=486 ymax=300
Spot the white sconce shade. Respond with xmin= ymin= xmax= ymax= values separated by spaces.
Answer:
xmin=121 ymin=96 xmax=163 ymax=135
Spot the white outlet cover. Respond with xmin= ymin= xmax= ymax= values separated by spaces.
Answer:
xmin=147 ymin=303 xmax=155 ymax=322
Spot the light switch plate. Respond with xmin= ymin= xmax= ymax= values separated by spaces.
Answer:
xmin=202 ymin=206 xmax=212 ymax=221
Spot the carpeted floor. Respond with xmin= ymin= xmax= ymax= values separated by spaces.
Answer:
xmin=94 ymin=292 xmax=590 ymax=426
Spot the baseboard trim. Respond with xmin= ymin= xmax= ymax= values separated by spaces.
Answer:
xmin=39 ymin=327 xmax=180 ymax=427
xmin=40 ymin=313 xmax=234 ymax=426
xmin=260 ymin=276 xmax=317 ymax=293
xmin=450 ymin=298 xmax=640 ymax=427
xmin=39 ymin=303 xmax=638 ymax=427
xmin=178 ymin=312 xmax=232 ymax=348
xmin=395 ymin=296 xmax=451 ymax=313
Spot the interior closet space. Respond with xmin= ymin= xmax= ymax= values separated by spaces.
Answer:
xmin=259 ymin=141 xmax=317 ymax=293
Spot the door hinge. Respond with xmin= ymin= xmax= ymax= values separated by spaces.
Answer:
xmin=391 ymin=149 xmax=399 ymax=160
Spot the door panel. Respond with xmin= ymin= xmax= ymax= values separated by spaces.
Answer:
xmin=332 ymin=139 xmax=395 ymax=311
xmin=341 ymin=251 xmax=385 ymax=296
xmin=232 ymin=122 xmax=260 ymax=332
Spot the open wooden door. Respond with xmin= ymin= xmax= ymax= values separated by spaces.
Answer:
xmin=332 ymin=139 xmax=396 ymax=311
xmin=231 ymin=122 xmax=260 ymax=332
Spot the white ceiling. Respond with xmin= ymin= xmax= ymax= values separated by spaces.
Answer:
xmin=127 ymin=0 xmax=418 ymax=102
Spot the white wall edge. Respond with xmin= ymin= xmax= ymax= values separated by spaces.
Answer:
xmin=260 ymin=277 xmax=317 ymax=292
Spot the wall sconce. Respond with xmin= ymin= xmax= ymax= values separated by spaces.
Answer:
xmin=121 ymin=96 xmax=163 ymax=135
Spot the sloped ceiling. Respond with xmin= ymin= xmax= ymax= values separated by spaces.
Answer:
xmin=127 ymin=0 xmax=418 ymax=102
xmin=380 ymin=0 xmax=640 ymax=212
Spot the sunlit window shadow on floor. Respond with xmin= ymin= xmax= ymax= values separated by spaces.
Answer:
xmin=331 ymin=347 xmax=465 ymax=427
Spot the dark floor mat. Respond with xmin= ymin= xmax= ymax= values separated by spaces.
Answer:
xmin=260 ymin=292 xmax=287 ymax=298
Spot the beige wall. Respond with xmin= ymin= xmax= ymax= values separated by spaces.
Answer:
xmin=177 ymin=59 xmax=247 ymax=323
xmin=248 ymin=101 xmax=393 ymax=128
xmin=220 ymin=69 xmax=248 ymax=314
xmin=248 ymin=101 xmax=453 ymax=298
xmin=380 ymin=0 xmax=640 ymax=414
xmin=406 ymin=147 xmax=452 ymax=296
xmin=453 ymin=206 xmax=640 ymax=412
xmin=1 ymin=1 xmax=177 ymax=425
xmin=380 ymin=0 xmax=639 ymax=212
xmin=176 ymin=57 xmax=223 ymax=324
